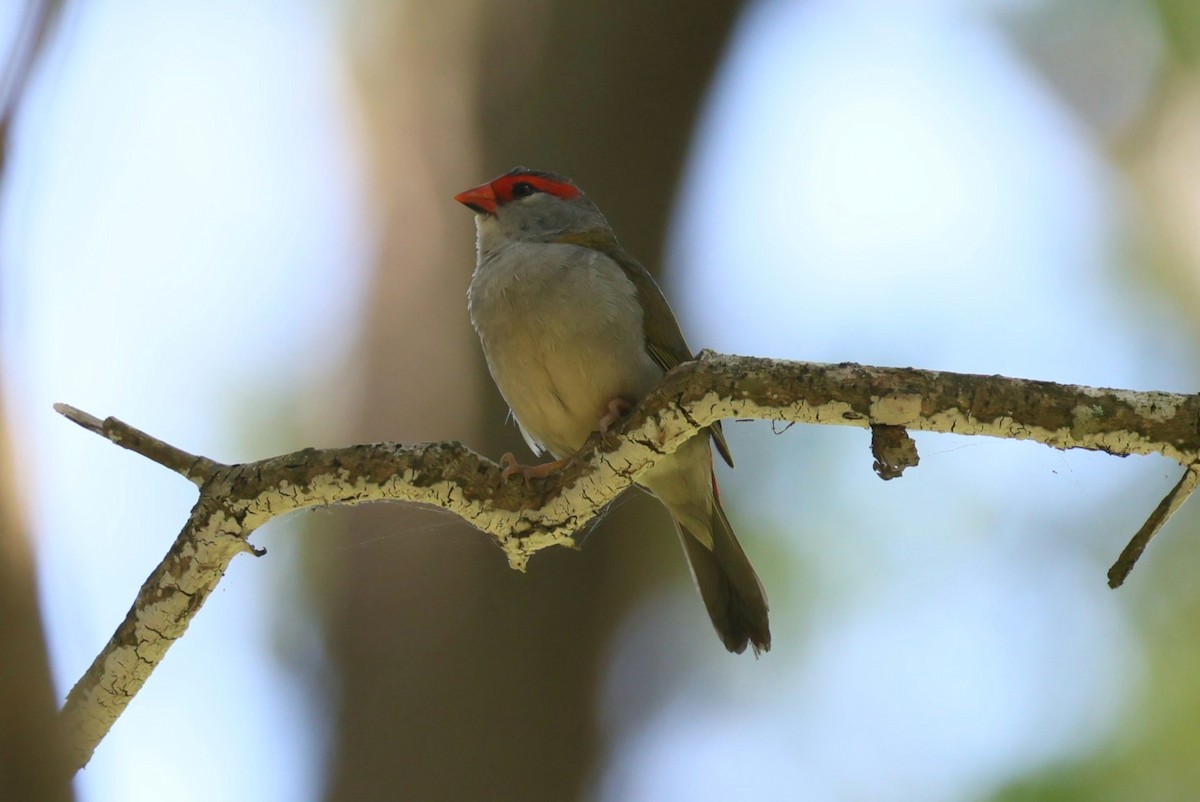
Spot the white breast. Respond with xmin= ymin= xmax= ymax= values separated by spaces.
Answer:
xmin=468 ymin=240 xmax=663 ymax=458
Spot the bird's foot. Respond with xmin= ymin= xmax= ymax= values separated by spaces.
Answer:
xmin=598 ymin=397 xmax=634 ymax=444
xmin=499 ymin=452 xmax=570 ymax=483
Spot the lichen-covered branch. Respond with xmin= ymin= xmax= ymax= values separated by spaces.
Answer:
xmin=56 ymin=351 xmax=1200 ymax=772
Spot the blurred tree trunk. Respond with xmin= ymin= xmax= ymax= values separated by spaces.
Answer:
xmin=0 ymin=390 xmax=72 ymax=801
xmin=322 ymin=3 xmax=740 ymax=800
xmin=0 ymin=3 xmax=72 ymax=798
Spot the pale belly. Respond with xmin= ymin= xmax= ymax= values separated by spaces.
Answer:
xmin=469 ymin=243 xmax=663 ymax=458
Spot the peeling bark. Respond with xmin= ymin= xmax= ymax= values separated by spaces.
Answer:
xmin=55 ymin=351 xmax=1200 ymax=772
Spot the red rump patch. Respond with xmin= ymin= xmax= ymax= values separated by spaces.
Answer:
xmin=491 ymin=173 xmax=581 ymax=204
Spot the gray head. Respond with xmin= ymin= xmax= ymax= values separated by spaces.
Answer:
xmin=454 ymin=167 xmax=612 ymax=246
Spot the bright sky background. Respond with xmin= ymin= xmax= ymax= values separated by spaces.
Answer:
xmin=603 ymin=1 xmax=1191 ymax=800
xmin=2 ymin=2 xmax=367 ymax=799
xmin=2 ymin=1 xmax=1194 ymax=800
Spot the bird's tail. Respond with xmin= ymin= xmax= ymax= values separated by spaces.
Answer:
xmin=673 ymin=487 xmax=771 ymax=655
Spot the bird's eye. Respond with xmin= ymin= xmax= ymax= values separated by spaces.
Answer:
xmin=510 ymin=181 xmax=538 ymax=199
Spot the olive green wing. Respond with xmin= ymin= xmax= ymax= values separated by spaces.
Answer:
xmin=560 ymin=230 xmax=734 ymax=468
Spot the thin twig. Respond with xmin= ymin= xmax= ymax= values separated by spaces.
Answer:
xmin=54 ymin=403 xmax=218 ymax=485
xmin=1107 ymin=463 xmax=1200 ymax=588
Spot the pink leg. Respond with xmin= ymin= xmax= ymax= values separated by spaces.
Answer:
xmin=499 ymin=451 xmax=571 ymax=483
xmin=598 ymin=397 xmax=634 ymax=439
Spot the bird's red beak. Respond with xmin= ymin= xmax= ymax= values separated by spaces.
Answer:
xmin=454 ymin=182 xmax=498 ymax=215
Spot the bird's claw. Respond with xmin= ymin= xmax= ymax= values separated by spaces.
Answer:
xmin=598 ymin=397 xmax=633 ymax=445
xmin=499 ymin=452 xmax=570 ymax=483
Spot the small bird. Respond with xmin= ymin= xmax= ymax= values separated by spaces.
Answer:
xmin=456 ymin=167 xmax=770 ymax=654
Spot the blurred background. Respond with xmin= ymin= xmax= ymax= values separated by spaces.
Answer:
xmin=2 ymin=0 xmax=1200 ymax=799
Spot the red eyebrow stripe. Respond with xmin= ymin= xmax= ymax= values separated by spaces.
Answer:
xmin=491 ymin=174 xmax=581 ymax=203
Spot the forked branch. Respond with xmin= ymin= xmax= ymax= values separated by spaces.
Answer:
xmin=55 ymin=351 xmax=1200 ymax=772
